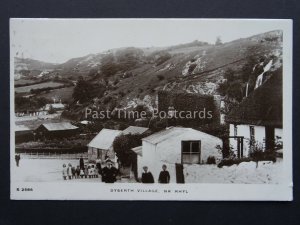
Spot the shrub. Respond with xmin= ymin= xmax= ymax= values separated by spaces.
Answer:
xmin=157 ymin=74 xmax=165 ymax=81
xmin=207 ymin=156 xmax=216 ymax=164
xmin=188 ymin=64 xmax=197 ymax=73
xmin=218 ymin=157 xmax=251 ymax=168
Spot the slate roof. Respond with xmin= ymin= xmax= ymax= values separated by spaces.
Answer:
xmin=87 ymin=129 xmax=122 ymax=150
xmin=226 ymin=70 xmax=282 ymax=127
xmin=40 ymin=122 xmax=78 ymax=131
xmin=142 ymin=127 xmax=193 ymax=145
xmin=122 ymin=126 xmax=149 ymax=135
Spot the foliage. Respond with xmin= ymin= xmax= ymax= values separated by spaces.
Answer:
xmin=157 ymin=74 xmax=165 ymax=81
xmin=15 ymin=96 xmax=50 ymax=112
xmin=154 ymin=51 xmax=171 ymax=66
xmin=207 ymin=156 xmax=216 ymax=164
xmin=113 ymin=134 xmax=143 ymax=166
xmin=217 ymin=157 xmax=251 ymax=168
xmin=72 ymin=77 xmax=96 ymax=103
xmin=48 ymin=105 xmax=56 ymax=114
xmin=215 ymin=36 xmax=222 ymax=45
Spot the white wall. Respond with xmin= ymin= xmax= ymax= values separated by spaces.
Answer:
xmin=275 ymin=128 xmax=283 ymax=139
xmin=88 ymin=147 xmax=97 ymax=160
xmin=229 ymin=124 xmax=266 ymax=157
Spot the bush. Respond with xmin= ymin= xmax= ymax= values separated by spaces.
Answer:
xmin=157 ymin=74 xmax=165 ymax=81
xmin=218 ymin=157 xmax=251 ymax=168
xmin=207 ymin=156 xmax=216 ymax=164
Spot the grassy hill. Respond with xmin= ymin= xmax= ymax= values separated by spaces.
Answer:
xmin=14 ymin=30 xmax=283 ymax=116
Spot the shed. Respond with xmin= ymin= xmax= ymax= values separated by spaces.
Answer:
xmin=15 ymin=124 xmax=34 ymax=143
xmin=35 ymin=122 xmax=78 ymax=139
xmin=87 ymin=128 xmax=122 ymax=161
xmin=135 ymin=127 xmax=222 ymax=183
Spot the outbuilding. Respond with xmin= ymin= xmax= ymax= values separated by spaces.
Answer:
xmin=87 ymin=128 xmax=122 ymax=161
xmin=135 ymin=127 xmax=222 ymax=183
xmin=35 ymin=122 xmax=78 ymax=139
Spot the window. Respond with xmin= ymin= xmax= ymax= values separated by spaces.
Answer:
xmin=250 ymin=126 xmax=255 ymax=139
xmin=234 ymin=125 xmax=238 ymax=140
xmin=234 ymin=125 xmax=238 ymax=136
xmin=182 ymin=141 xmax=201 ymax=164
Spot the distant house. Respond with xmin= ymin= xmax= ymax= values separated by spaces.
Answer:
xmin=133 ymin=127 xmax=222 ymax=183
xmin=122 ymin=126 xmax=149 ymax=135
xmin=35 ymin=122 xmax=78 ymax=139
xmin=15 ymin=125 xmax=34 ymax=143
xmin=226 ymin=71 xmax=282 ymax=158
xmin=44 ymin=103 xmax=65 ymax=112
xmin=87 ymin=129 xmax=122 ymax=161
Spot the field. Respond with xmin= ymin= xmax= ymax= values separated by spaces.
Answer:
xmin=14 ymin=79 xmax=38 ymax=85
xmin=39 ymin=86 xmax=74 ymax=103
xmin=15 ymin=81 xmax=64 ymax=93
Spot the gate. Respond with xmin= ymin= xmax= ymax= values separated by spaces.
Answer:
xmin=175 ymin=163 xmax=185 ymax=183
xmin=228 ymin=136 xmax=244 ymax=158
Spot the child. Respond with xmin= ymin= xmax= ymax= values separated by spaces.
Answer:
xmin=62 ymin=164 xmax=67 ymax=180
xmin=92 ymin=165 xmax=97 ymax=178
xmin=67 ymin=163 xmax=73 ymax=180
xmin=71 ymin=166 xmax=76 ymax=179
xmin=76 ymin=166 xmax=81 ymax=178
xmin=80 ymin=168 xmax=84 ymax=178
xmin=94 ymin=166 xmax=99 ymax=178
xmin=88 ymin=165 xmax=92 ymax=178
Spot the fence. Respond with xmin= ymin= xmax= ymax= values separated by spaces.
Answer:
xmin=20 ymin=152 xmax=88 ymax=160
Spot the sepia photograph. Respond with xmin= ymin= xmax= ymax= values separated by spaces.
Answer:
xmin=10 ymin=19 xmax=293 ymax=200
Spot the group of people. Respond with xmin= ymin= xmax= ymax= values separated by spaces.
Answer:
xmin=62 ymin=163 xmax=99 ymax=180
xmin=62 ymin=157 xmax=171 ymax=184
xmin=141 ymin=164 xmax=171 ymax=184
xmin=62 ymin=157 xmax=119 ymax=183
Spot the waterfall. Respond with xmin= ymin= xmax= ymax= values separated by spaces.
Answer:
xmin=254 ymin=60 xmax=273 ymax=89
xmin=245 ymin=82 xmax=249 ymax=97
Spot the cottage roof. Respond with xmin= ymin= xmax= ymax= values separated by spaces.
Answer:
xmin=40 ymin=122 xmax=78 ymax=131
xmin=87 ymin=129 xmax=122 ymax=150
xmin=131 ymin=146 xmax=142 ymax=156
xmin=122 ymin=126 xmax=149 ymax=135
xmin=142 ymin=127 xmax=195 ymax=144
xmin=226 ymin=70 xmax=282 ymax=127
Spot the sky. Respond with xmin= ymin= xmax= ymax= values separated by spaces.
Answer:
xmin=10 ymin=19 xmax=288 ymax=64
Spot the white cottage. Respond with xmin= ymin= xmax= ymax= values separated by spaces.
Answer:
xmin=226 ymin=70 xmax=282 ymax=157
xmin=87 ymin=129 xmax=122 ymax=161
xmin=133 ymin=127 xmax=222 ymax=183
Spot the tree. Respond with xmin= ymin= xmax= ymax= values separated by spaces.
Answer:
xmin=224 ymin=68 xmax=235 ymax=82
xmin=215 ymin=36 xmax=222 ymax=45
xmin=113 ymin=134 xmax=143 ymax=166
xmin=72 ymin=76 xmax=94 ymax=103
xmin=48 ymin=104 xmax=56 ymax=114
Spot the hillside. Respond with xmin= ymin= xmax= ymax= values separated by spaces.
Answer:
xmin=14 ymin=30 xmax=283 ymax=117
